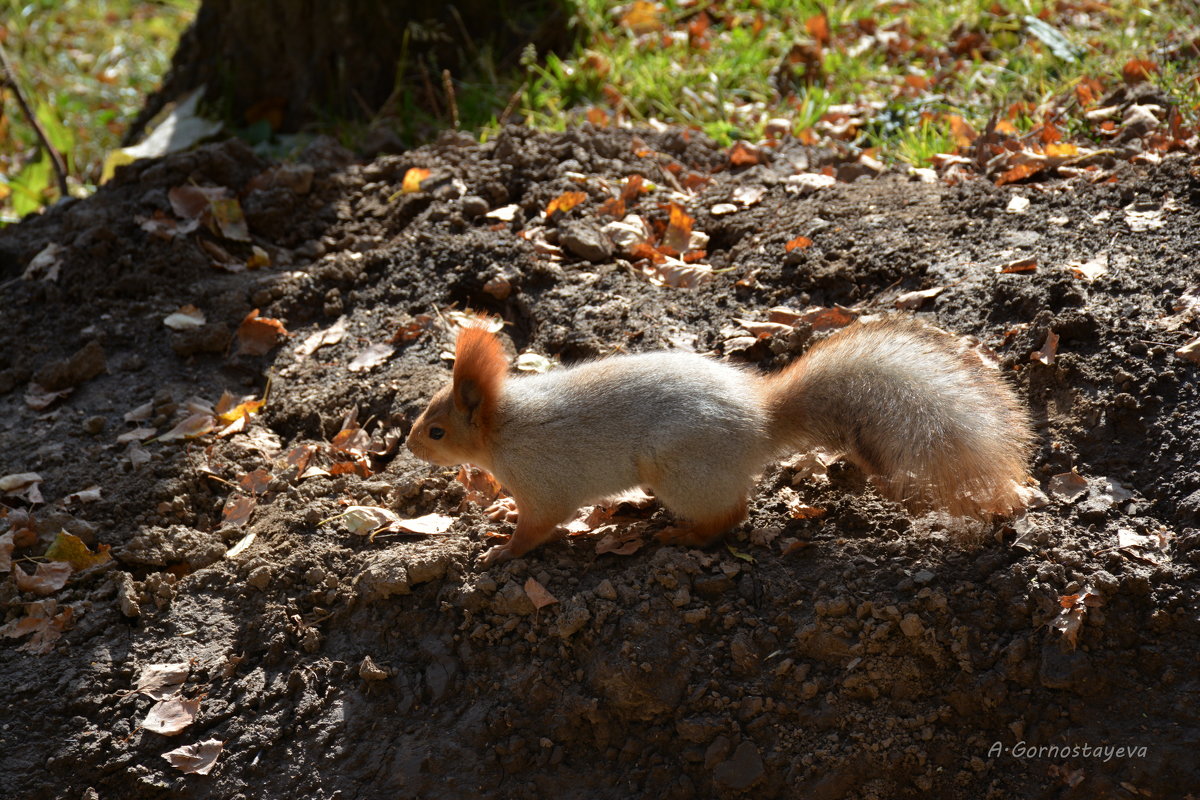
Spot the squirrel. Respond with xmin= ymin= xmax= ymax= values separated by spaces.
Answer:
xmin=405 ymin=317 xmax=1034 ymax=566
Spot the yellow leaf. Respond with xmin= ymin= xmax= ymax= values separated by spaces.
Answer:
xmin=402 ymin=167 xmax=431 ymax=194
xmin=44 ymin=531 xmax=112 ymax=570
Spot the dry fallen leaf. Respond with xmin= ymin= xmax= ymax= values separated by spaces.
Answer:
xmin=0 ymin=531 xmax=13 ymax=573
xmin=44 ymin=531 xmax=111 ymax=571
xmin=158 ymin=413 xmax=216 ymax=442
xmin=1064 ymin=252 xmax=1109 ymax=283
xmin=296 ymin=318 xmax=348 ymax=357
xmin=338 ymin=505 xmax=401 ymax=535
xmin=1047 ymin=469 xmax=1088 ymax=503
xmin=728 ymin=140 xmax=763 ymax=166
xmin=62 ymin=485 xmax=103 ymax=505
xmin=484 ymin=204 xmax=520 ymax=222
xmin=1049 ymin=586 xmax=1103 ymax=650
xmin=224 ymin=532 xmax=256 ymax=559
xmin=524 ymin=577 xmax=559 ymax=610
xmin=401 ymin=167 xmax=431 ymax=194
xmin=595 ymin=526 xmax=645 ymax=556
xmin=216 ymin=396 xmax=264 ymax=426
xmin=136 ymin=662 xmax=190 ymax=700
xmin=236 ymin=309 xmax=289 ymax=356
xmin=209 ymin=196 xmax=250 ymax=242
xmin=736 ymin=318 xmax=795 ymax=339
xmin=998 ymin=257 xmax=1038 ymax=274
xmin=13 ymin=561 xmax=73 ymax=595
xmin=1176 ymin=336 xmax=1200 ymax=365
xmin=162 ymin=739 xmax=224 ymax=775
xmin=515 ymin=353 xmax=554 ymax=373
xmin=390 ymin=513 xmax=455 ymax=535
xmin=221 ymin=495 xmax=256 ymax=527
xmin=619 ymin=0 xmax=663 ymax=34
xmin=163 ymin=305 xmax=206 ymax=331
xmin=661 ymin=203 xmax=694 ymax=253
xmin=24 ymin=383 xmax=73 ymax=411
xmin=895 ymin=286 xmax=945 ymax=310
xmin=0 ymin=599 xmax=74 ymax=653
xmin=347 ymin=343 xmax=395 ymax=372
xmin=1 ymin=472 xmax=44 ymax=504
xmin=456 ymin=466 xmax=503 ymax=505
xmin=641 ymin=255 xmax=712 ymax=288
xmin=238 ymin=469 xmax=272 ymax=495
xmin=545 ymin=191 xmax=587 ymax=217
xmin=144 ymin=696 xmax=202 ymax=736
xmin=1031 ymin=330 xmax=1060 ymax=366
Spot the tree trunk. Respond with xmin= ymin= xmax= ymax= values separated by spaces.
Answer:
xmin=126 ymin=0 xmax=567 ymax=143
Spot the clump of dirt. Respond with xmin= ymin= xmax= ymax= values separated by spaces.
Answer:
xmin=1 ymin=126 xmax=1197 ymax=800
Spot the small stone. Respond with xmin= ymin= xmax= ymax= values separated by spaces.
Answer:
xmin=359 ymin=656 xmax=389 ymax=681
xmin=558 ymin=221 xmax=613 ymax=263
xmin=83 ymin=415 xmax=107 ymax=435
xmin=713 ymin=740 xmax=765 ymax=792
xmin=461 ymin=196 xmax=489 ymax=218
xmin=899 ymin=613 xmax=924 ymax=637
xmin=247 ymin=565 xmax=272 ymax=590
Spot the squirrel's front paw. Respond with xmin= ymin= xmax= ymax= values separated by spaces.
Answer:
xmin=478 ymin=540 xmax=516 ymax=567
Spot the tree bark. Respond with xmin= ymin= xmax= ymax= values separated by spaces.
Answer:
xmin=126 ymin=0 xmax=567 ymax=144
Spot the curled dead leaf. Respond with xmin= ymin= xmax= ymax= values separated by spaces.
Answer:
xmin=144 ymin=696 xmax=202 ymax=736
xmin=14 ymin=561 xmax=73 ymax=595
xmin=523 ymin=577 xmax=558 ymax=610
xmin=1031 ymin=330 xmax=1060 ymax=366
xmin=236 ymin=309 xmax=289 ymax=356
xmin=162 ymin=739 xmax=224 ymax=775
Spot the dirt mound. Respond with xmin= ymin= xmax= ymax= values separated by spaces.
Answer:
xmin=1 ymin=127 xmax=1197 ymax=799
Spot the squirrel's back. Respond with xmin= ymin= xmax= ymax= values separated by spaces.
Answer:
xmin=492 ymin=352 xmax=771 ymax=510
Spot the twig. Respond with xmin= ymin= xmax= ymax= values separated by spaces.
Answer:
xmin=498 ymin=85 xmax=523 ymax=128
xmin=0 ymin=40 xmax=69 ymax=199
xmin=442 ymin=69 xmax=459 ymax=130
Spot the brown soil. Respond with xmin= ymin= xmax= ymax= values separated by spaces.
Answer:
xmin=1 ymin=126 xmax=1198 ymax=800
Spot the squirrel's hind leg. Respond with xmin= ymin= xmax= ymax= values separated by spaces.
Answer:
xmin=656 ymin=496 xmax=749 ymax=547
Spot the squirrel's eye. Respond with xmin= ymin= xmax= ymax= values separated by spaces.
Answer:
xmin=429 ymin=426 xmax=445 ymax=440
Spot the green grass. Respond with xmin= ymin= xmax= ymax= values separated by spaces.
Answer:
xmin=511 ymin=0 xmax=1200 ymax=159
xmin=2 ymin=0 xmax=1198 ymax=220
xmin=1 ymin=0 xmax=196 ymax=220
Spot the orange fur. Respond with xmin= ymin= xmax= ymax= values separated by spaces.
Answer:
xmin=452 ymin=326 xmax=508 ymax=431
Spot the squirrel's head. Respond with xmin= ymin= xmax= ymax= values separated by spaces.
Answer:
xmin=405 ymin=325 xmax=507 ymax=467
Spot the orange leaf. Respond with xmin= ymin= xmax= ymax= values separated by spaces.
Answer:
xmin=805 ymin=13 xmax=829 ymax=44
xmin=1122 ymin=58 xmax=1158 ymax=83
xmin=545 ymin=191 xmax=587 ymax=217
xmin=236 ymin=309 xmax=288 ymax=356
xmin=222 ymin=495 xmax=256 ymax=527
xmin=998 ymin=257 xmax=1038 ymax=273
xmin=402 ymin=167 xmax=431 ymax=194
xmin=619 ymin=0 xmax=662 ymax=34
xmin=523 ymin=577 xmax=558 ymax=610
xmin=729 ymin=140 xmax=762 ymax=166
xmin=662 ymin=203 xmax=694 ymax=253
xmin=585 ymin=107 xmax=609 ymax=127
xmin=785 ymin=235 xmax=812 ymax=252
xmin=996 ymin=162 xmax=1043 ymax=186
xmin=238 ymin=468 xmax=273 ymax=495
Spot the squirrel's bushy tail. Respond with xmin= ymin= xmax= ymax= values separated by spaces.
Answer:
xmin=762 ymin=318 xmax=1034 ymax=519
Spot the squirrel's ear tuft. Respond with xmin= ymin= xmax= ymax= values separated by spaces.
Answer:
xmin=452 ymin=326 xmax=507 ymax=424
